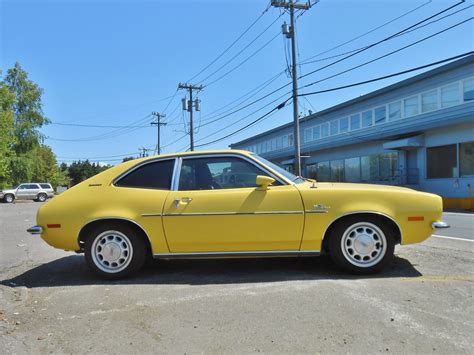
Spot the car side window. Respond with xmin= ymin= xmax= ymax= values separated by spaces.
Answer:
xmin=28 ymin=184 xmax=39 ymax=189
xmin=116 ymin=159 xmax=174 ymax=190
xmin=40 ymin=184 xmax=51 ymax=189
xmin=178 ymin=156 xmax=281 ymax=191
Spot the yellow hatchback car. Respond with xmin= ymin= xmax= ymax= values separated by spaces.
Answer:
xmin=28 ymin=150 xmax=448 ymax=278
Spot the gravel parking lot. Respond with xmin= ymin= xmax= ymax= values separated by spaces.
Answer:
xmin=1 ymin=202 xmax=473 ymax=354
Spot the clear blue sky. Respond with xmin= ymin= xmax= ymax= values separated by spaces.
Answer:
xmin=1 ymin=0 xmax=473 ymax=164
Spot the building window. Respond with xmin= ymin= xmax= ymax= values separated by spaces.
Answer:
xmin=374 ymin=106 xmax=386 ymax=124
xmin=463 ymin=78 xmax=474 ymax=102
xmin=321 ymin=123 xmax=329 ymax=138
xmin=282 ymin=135 xmax=288 ymax=148
xmin=330 ymin=160 xmax=344 ymax=182
xmin=421 ymin=90 xmax=438 ymax=113
xmin=276 ymin=137 xmax=282 ymax=149
xmin=288 ymin=133 xmax=294 ymax=147
xmin=379 ymin=153 xmax=398 ymax=182
xmin=304 ymin=128 xmax=312 ymax=142
xmin=361 ymin=110 xmax=373 ymax=128
xmin=306 ymin=164 xmax=317 ymax=179
xmin=350 ymin=113 xmax=360 ymax=130
xmin=316 ymin=161 xmax=330 ymax=181
xmin=440 ymin=83 xmax=460 ymax=108
xmin=404 ymin=96 xmax=419 ymax=117
xmin=388 ymin=101 xmax=401 ymax=121
xmin=330 ymin=120 xmax=339 ymax=135
xmin=340 ymin=117 xmax=349 ymax=133
xmin=344 ymin=157 xmax=361 ymax=182
xmin=427 ymin=144 xmax=457 ymax=178
xmin=460 ymin=142 xmax=474 ymax=177
xmin=313 ymin=125 xmax=321 ymax=140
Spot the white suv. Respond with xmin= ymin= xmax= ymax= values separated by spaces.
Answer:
xmin=0 ymin=183 xmax=54 ymax=203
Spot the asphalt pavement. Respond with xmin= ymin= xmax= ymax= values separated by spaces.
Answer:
xmin=0 ymin=202 xmax=473 ymax=354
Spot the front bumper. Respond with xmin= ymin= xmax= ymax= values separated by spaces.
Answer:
xmin=27 ymin=225 xmax=43 ymax=234
xmin=432 ymin=221 xmax=450 ymax=229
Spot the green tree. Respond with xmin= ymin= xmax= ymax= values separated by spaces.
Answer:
xmin=4 ymin=62 xmax=49 ymax=154
xmin=0 ymin=82 xmax=16 ymax=188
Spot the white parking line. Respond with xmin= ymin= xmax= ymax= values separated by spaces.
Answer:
xmin=432 ymin=234 xmax=474 ymax=242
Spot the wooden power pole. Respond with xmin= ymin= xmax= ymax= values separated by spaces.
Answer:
xmin=178 ymin=83 xmax=203 ymax=151
xmin=271 ymin=0 xmax=311 ymax=176
xmin=151 ymin=112 xmax=167 ymax=155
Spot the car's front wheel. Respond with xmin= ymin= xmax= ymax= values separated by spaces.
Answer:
xmin=84 ymin=224 xmax=147 ymax=279
xmin=3 ymin=194 xmax=14 ymax=203
xmin=329 ymin=216 xmax=395 ymax=274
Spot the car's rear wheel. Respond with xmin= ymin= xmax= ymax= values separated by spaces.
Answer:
xmin=36 ymin=193 xmax=47 ymax=202
xmin=329 ymin=216 xmax=395 ymax=274
xmin=3 ymin=194 xmax=14 ymax=203
xmin=84 ymin=224 xmax=147 ymax=279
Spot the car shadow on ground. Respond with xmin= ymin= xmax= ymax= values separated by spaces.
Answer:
xmin=1 ymin=254 xmax=422 ymax=288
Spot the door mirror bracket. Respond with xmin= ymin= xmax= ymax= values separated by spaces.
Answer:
xmin=256 ymin=175 xmax=275 ymax=191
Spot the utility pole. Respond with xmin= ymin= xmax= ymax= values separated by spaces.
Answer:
xmin=178 ymin=83 xmax=203 ymax=151
xmin=139 ymin=147 xmax=151 ymax=158
xmin=271 ymin=0 xmax=311 ymax=176
xmin=151 ymin=112 xmax=167 ymax=155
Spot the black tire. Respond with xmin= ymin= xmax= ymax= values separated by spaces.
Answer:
xmin=328 ymin=216 xmax=395 ymax=274
xmin=36 ymin=193 xmax=47 ymax=202
xmin=3 ymin=194 xmax=15 ymax=203
xmin=84 ymin=223 xmax=147 ymax=279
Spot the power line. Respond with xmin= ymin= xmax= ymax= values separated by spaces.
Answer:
xmin=298 ymin=51 xmax=473 ymax=97
xmin=299 ymin=17 xmax=474 ymax=90
xmin=301 ymin=0 xmax=433 ymax=63
xmin=197 ymin=12 xmax=285 ymax=86
xmin=298 ymin=0 xmax=467 ymax=81
xmin=187 ymin=3 xmax=271 ymax=83
xmin=194 ymin=51 xmax=473 ymax=149
xmin=190 ymin=2 xmax=467 ymax=133
xmin=300 ymin=3 xmax=474 ymax=66
xmin=49 ymin=122 xmax=149 ymax=128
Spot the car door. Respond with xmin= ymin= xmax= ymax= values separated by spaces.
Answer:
xmin=162 ymin=154 xmax=304 ymax=253
xmin=28 ymin=184 xmax=40 ymax=199
xmin=16 ymin=184 xmax=30 ymax=200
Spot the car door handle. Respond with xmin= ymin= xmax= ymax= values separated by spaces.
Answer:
xmin=174 ymin=197 xmax=193 ymax=208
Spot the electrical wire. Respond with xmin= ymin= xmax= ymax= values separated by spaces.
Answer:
xmin=301 ymin=0 xmax=433 ymax=63
xmin=299 ymin=17 xmax=474 ymax=90
xmin=300 ymin=3 xmax=474 ymax=66
xmin=197 ymin=12 xmax=284 ymax=85
xmin=187 ymin=2 xmax=271 ymax=83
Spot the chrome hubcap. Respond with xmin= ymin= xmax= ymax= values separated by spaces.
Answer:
xmin=341 ymin=222 xmax=387 ymax=268
xmin=5 ymin=195 xmax=13 ymax=202
xmin=91 ymin=230 xmax=133 ymax=273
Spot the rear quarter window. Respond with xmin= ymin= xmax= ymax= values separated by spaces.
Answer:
xmin=40 ymin=184 xmax=52 ymax=189
xmin=115 ymin=159 xmax=174 ymax=190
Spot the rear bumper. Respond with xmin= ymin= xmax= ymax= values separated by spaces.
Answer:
xmin=27 ymin=225 xmax=43 ymax=234
xmin=432 ymin=221 xmax=450 ymax=229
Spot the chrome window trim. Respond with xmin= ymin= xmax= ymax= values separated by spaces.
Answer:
xmin=112 ymin=157 xmax=177 ymax=190
xmin=174 ymin=153 xmax=291 ymax=191
xmin=153 ymin=250 xmax=320 ymax=259
xmin=322 ymin=211 xmax=404 ymax=244
xmin=171 ymin=157 xmax=182 ymax=191
xmin=162 ymin=211 xmax=304 ymax=217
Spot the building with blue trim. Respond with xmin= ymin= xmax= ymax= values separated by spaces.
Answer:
xmin=231 ymin=55 xmax=474 ymax=208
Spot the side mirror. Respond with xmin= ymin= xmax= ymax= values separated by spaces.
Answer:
xmin=256 ymin=175 xmax=275 ymax=190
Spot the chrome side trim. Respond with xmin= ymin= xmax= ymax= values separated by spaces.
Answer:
xmin=322 ymin=211 xmax=404 ymax=244
xmin=141 ymin=213 xmax=163 ymax=217
xmin=27 ymin=225 xmax=43 ymax=234
xmin=153 ymin=250 xmax=320 ymax=259
xmin=163 ymin=211 xmax=304 ymax=217
xmin=77 ymin=217 xmax=153 ymax=248
xmin=432 ymin=221 xmax=450 ymax=229
xmin=305 ymin=210 xmax=328 ymax=214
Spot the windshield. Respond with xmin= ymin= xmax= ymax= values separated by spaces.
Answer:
xmin=251 ymin=154 xmax=305 ymax=184
xmin=12 ymin=184 xmax=19 ymax=189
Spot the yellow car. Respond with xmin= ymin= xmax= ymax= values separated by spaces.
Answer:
xmin=27 ymin=150 xmax=449 ymax=278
